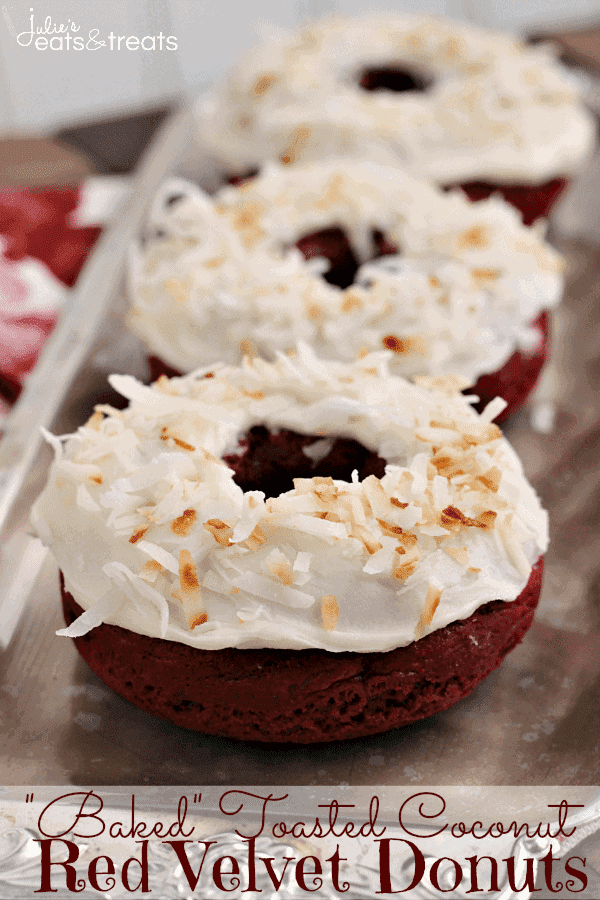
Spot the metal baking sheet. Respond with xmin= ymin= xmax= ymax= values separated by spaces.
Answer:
xmin=1 ymin=105 xmax=600 ymax=788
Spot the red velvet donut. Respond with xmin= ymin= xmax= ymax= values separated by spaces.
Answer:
xmin=61 ymin=558 xmax=543 ymax=743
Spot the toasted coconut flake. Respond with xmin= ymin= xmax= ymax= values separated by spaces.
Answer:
xmin=204 ymin=518 xmax=234 ymax=546
xmin=129 ymin=526 xmax=149 ymax=544
xmin=397 ymin=531 xmax=419 ymax=551
xmin=393 ymin=560 xmax=419 ymax=581
xmin=341 ymin=292 xmax=364 ymax=313
xmin=377 ymin=518 xmax=404 ymax=538
xmin=440 ymin=505 xmax=480 ymax=531
xmin=270 ymin=564 xmax=293 ymax=586
xmin=242 ymin=388 xmax=266 ymax=400
xmin=321 ymin=595 xmax=339 ymax=631
xmin=86 ymin=411 xmax=104 ymax=431
xmin=431 ymin=451 xmax=466 ymax=479
xmin=415 ymin=583 xmax=444 ymax=639
xmin=253 ymin=72 xmax=280 ymax=95
xmin=390 ymin=497 xmax=409 ymax=509
xmin=241 ymin=523 xmax=266 ymax=551
xmin=313 ymin=477 xmax=338 ymax=502
xmin=457 ymin=224 xmax=489 ymax=250
xmin=165 ymin=278 xmax=190 ymax=305
xmin=471 ymin=267 xmax=501 ymax=281
xmin=444 ymin=546 xmax=469 ymax=567
xmin=353 ymin=525 xmax=383 ymax=555
xmin=179 ymin=550 xmax=200 ymax=596
xmin=173 ymin=437 xmax=195 ymax=451
xmin=382 ymin=334 xmax=425 ymax=355
xmin=460 ymin=421 xmax=502 ymax=447
xmin=478 ymin=467 xmax=502 ymax=492
xmin=140 ymin=559 xmax=163 ymax=577
xmin=280 ymin=125 xmax=311 ymax=165
xmin=161 ymin=427 xmax=196 ymax=451
xmin=475 ymin=509 xmax=497 ymax=530
xmin=178 ymin=549 xmax=207 ymax=629
xmin=172 ymin=508 xmax=197 ymax=536
xmin=266 ymin=549 xmax=295 ymax=586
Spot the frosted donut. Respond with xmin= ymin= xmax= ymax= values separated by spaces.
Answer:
xmin=196 ymin=14 xmax=595 ymax=223
xmin=32 ymin=349 xmax=547 ymax=740
xmin=129 ymin=161 xmax=563 ymax=416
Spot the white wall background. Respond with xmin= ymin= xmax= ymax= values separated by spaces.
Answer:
xmin=1 ymin=0 xmax=599 ymax=134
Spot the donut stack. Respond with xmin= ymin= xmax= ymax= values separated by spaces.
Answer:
xmin=33 ymin=13 xmax=582 ymax=741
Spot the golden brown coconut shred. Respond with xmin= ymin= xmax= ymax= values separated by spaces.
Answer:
xmin=177 ymin=549 xmax=207 ymax=629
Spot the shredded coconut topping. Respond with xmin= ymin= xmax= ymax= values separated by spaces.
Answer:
xmin=129 ymin=162 xmax=563 ymax=384
xmin=32 ymin=347 xmax=547 ymax=652
xmin=195 ymin=13 xmax=595 ymax=184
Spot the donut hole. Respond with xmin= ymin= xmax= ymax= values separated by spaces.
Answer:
xmin=359 ymin=65 xmax=432 ymax=94
xmin=296 ymin=227 xmax=399 ymax=289
xmin=296 ymin=227 xmax=359 ymax=289
xmin=223 ymin=425 xmax=386 ymax=497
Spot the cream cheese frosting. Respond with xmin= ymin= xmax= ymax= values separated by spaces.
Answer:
xmin=196 ymin=13 xmax=595 ymax=184
xmin=129 ymin=162 xmax=563 ymax=384
xmin=31 ymin=347 xmax=548 ymax=653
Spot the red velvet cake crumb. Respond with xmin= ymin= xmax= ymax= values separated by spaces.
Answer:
xmin=60 ymin=557 xmax=543 ymax=743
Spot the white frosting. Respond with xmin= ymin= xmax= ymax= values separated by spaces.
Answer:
xmin=31 ymin=348 xmax=548 ymax=653
xmin=196 ymin=13 xmax=596 ymax=184
xmin=129 ymin=162 xmax=563 ymax=384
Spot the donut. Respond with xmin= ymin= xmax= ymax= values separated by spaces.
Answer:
xmin=32 ymin=349 xmax=548 ymax=742
xmin=196 ymin=14 xmax=595 ymax=224
xmin=129 ymin=161 xmax=563 ymax=419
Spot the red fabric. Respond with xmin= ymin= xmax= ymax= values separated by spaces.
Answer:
xmin=0 ymin=189 xmax=102 ymax=405
xmin=61 ymin=557 xmax=543 ymax=743
xmin=0 ymin=188 xmax=101 ymax=286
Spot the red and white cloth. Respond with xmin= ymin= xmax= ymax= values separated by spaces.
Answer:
xmin=0 ymin=177 xmax=129 ymax=409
